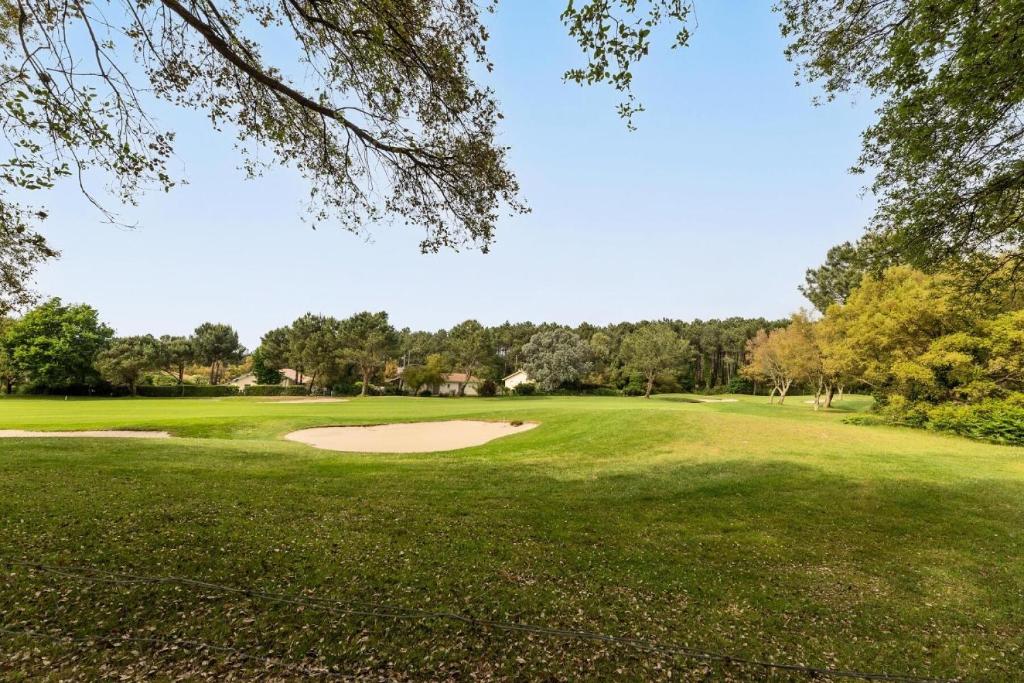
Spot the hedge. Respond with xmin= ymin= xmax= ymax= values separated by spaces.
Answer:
xmin=242 ymin=385 xmax=308 ymax=397
xmin=136 ymin=385 xmax=239 ymax=398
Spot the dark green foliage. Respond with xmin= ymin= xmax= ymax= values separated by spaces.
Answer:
xmin=95 ymin=335 xmax=159 ymax=394
xmin=241 ymin=385 xmax=307 ymax=397
xmin=448 ymin=320 xmax=494 ymax=396
xmin=1 ymin=298 xmax=112 ymax=388
xmin=726 ymin=375 xmax=754 ymax=395
xmin=800 ymin=238 xmax=894 ymax=313
xmin=155 ymin=336 xmax=195 ymax=385
xmin=513 ymin=382 xmax=536 ymax=396
xmin=192 ymin=323 xmax=245 ymax=385
xmin=622 ymin=373 xmax=646 ymax=396
xmin=136 ymin=385 xmax=239 ymax=398
xmin=477 ymin=379 xmax=498 ymax=397
xmin=340 ymin=312 xmax=398 ymax=397
xmin=251 ymin=348 xmax=283 ymax=385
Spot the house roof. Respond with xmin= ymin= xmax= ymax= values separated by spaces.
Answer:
xmin=280 ymin=368 xmax=306 ymax=383
xmin=502 ymin=369 xmax=527 ymax=381
xmin=442 ymin=373 xmax=479 ymax=384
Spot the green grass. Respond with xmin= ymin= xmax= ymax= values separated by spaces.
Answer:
xmin=1 ymin=394 xmax=1022 ymax=680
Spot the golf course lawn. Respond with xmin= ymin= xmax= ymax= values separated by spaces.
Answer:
xmin=1 ymin=394 xmax=1022 ymax=680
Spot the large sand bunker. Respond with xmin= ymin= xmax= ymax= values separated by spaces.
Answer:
xmin=285 ymin=420 xmax=537 ymax=453
xmin=0 ymin=430 xmax=170 ymax=439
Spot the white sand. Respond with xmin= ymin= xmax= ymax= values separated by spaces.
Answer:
xmin=0 ymin=430 xmax=170 ymax=439
xmin=263 ymin=398 xmax=349 ymax=404
xmin=696 ymin=398 xmax=738 ymax=403
xmin=285 ymin=420 xmax=537 ymax=453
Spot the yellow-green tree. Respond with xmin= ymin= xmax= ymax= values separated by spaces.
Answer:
xmin=742 ymin=313 xmax=819 ymax=405
xmin=815 ymin=265 xmax=1021 ymax=404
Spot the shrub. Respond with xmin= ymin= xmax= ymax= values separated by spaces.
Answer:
xmin=417 ymin=389 xmax=432 ymax=397
xmin=926 ymin=400 xmax=1024 ymax=446
xmin=513 ymin=382 xmax=536 ymax=396
xmin=621 ymin=373 xmax=646 ymax=396
xmin=845 ymin=394 xmax=1024 ymax=446
xmin=242 ymin=385 xmax=307 ymax=397
xmin=477 ymin=379 xmax=498 ymax=397
xmin=875 ymin=395 xmax=930 ymax=428
xmin=332 ymin=383 xmax=360 ymax=396
xmin=726 ymin=376 xmax=754 ymax=394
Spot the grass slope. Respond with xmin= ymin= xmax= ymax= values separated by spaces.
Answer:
xmin=0 ymin=395 xmax=1022 ymax=680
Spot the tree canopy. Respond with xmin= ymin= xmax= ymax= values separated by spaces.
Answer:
xmin=96 ymin=335 xmax=159 ymax=395
xmin=782 ymin=0 xmax=1024 ymax=278
xmin=0 ymin=298 xmax=112 ymax=388
xmin=0 ymin=0 xmax=696 ymax=310
xmin=339 ymin=311 xmax=398 ymax=396
xmin=521 ymin=329 xmax=592 ymax=392
xmin=619 ymin=322 xmax=689 ymax=398
xmin=192 ymin=322 xmax=244 ymax=385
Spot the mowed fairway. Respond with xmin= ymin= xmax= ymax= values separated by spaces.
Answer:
xmin=1 ymin=396 xmax=1022 ymax=680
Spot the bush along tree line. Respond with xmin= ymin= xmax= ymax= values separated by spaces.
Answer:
xmin=0 ymin=299 xmax=786 ymax=397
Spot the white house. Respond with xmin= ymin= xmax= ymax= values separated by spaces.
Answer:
xmin=229 ymin=372 xmax=258 ymax=389
xmin=437 ymin=373 xmax=479 ymax=396
xmin=503 ymin=369 xmax=531 ymax=391
xmin=230 ymin=368 xmax=309 ymax=389
xmin=391 ymin=367 xmax=480 ymax=396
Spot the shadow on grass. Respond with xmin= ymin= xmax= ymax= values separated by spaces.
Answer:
xmin=1 ymin=441 xmax=1022 ymax=679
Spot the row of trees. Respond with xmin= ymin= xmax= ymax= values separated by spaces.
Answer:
xmin=0 ymin=297 xmax=782 ymax=396
xmin=255 ymin=315 xmax=713 ymax=398
xmin=0 ymin=300 xmax=244 ymax=394
xmin=743 ymin=266 xmax=1024 ymax=417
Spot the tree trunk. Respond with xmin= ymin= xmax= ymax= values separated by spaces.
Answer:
xmin=824 ymin=385 xmax=836 ymax=409
xmin=644 ymin=375 xmax=654 ymax=398
xmin=778 ymin=379 xmax=792 ymax=405
xmin=361 ymin=369 xmax=369 ymax=396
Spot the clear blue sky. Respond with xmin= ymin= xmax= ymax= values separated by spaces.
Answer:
xmin=34 ymin=1 xmax=875 ymax=349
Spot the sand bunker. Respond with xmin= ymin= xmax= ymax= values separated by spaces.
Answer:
xmin=285 ymin=420 xmax=537 ymax=453
xmin=263 ymin=398 xmax=349 ymax=404
xmin=696 ymin=398 xmax=738 ymax=403
xmin=0 ymin=430 xmax=170 ymax=439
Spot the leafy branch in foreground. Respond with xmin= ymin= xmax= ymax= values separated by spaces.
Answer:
xmin=561 ymin=0 xmax=692 ymax=129
xmin=780 ymin=0 xmax=1024 ymax=277
xmin=0 ymin=0 xmax=533 ymax=310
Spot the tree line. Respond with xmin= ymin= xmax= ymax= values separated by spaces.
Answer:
xmin=0 ymin=298 xmax=784 ymax=397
